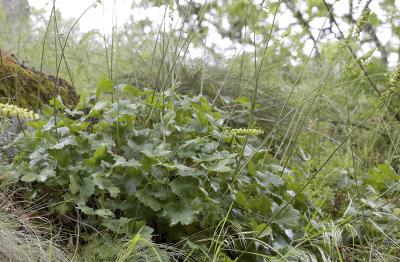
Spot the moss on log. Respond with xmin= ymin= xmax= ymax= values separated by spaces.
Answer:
xmin=0 ymin=50 xmax=79 ymax=109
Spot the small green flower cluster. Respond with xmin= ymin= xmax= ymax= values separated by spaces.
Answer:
xmin=380 ymin=86 xmax=395 ymax=100
xmin=358 ymin=48 xmax=376 ymax=63
xmin=346 ymin=48 xmax=377 ymax=72
xmin=354 ymin=8 xmax=371 ymax=39
xmin=380 ymin=66 xmax=400 ymax=100
xmin=281 ymin=28 xmax=291 ymax=38
xmin=0 ymin=103 xmax=40 ymax=119
xmin=225 ymin=128 xmax=264 ymax=136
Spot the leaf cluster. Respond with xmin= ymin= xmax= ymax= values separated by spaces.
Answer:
xmin=5 ymin=84 xmax=309 ymax=260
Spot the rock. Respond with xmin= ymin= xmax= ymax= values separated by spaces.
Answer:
xmin=0 ymin=50 xmax=79 ymax=162
xmin=0 ymin=49 xmax=79 ymax=109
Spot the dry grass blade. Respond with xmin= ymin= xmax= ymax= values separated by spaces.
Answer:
xmin=0 ymin=185 xmax=71 ymax=262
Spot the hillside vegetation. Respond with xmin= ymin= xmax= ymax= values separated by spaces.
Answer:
xmin=0 ymin=0 xmax=400 ymax=261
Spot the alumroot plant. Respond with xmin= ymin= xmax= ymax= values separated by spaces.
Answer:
xmin=343 ymin=5 xmax=371 ymax=46
xmin=224 ymin=127 xmax=264 ymax=136
xmin=0 ymin=103 xmax=40 ymax=120
xmin=353 ymin=7 xmax=371 ymax=39
xmin=380 ymin=66 xmax=400 ymax=100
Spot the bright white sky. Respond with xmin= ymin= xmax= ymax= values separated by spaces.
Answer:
xmin=27 ymin=0 xmax=399 ymax=65
xmin=28 ymin=0 xmax=153 ymax=33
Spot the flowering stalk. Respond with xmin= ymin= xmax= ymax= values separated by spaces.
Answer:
xmin=381 ymin=66 xmax=400 ymax=100
xmin=224 ymin=127 xmax=264 ymax=136
xmin=0 ymin=103 xmax=40 ymax=120
xmin=353 ymin=7 xmax=371 ymax=39
xmin=0 ymin=103 xmax=40 ymax=135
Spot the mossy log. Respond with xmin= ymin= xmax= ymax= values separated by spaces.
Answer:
xmin=0 ymin=50 xmax=79 ymax=109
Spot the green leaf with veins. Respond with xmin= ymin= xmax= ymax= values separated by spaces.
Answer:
xmin=207 ymin=158 xmax=234 ymax=173
xmin=163 ymin=198 xmax=202 ymax=226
